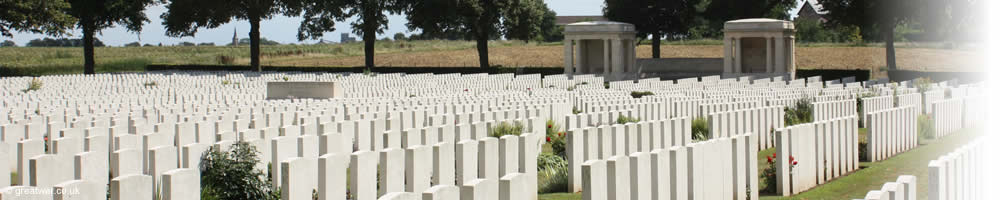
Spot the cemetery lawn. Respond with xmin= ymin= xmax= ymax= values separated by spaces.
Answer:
xmin=758 ymin=127 xmax=982 ymax=200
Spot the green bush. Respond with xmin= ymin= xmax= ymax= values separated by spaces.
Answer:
xmin=692 ymin=117 xmax=710 ymax=141
xmin=572 ymin=106 xmax=582 ymax=114
xmin=489 ymin=121 xmax=525 ymax=138
xmin=537 ymin=153 xmax=569 ymax=194
xmin=200 ymin=141 xmax=276 ymax=200
xmin=615 ymin=115 xmax=640 ymax=124
xmin=761 ymin=153 xmax=798 ymax=194
xmin=22 ymin=78 xmax=42 ymax=93
xmin=545 ymin=120 xmax=566 ymax=157
xmin=784 ymin=98 xmax=814 ymax=126
xmin=858 ymin=128 xmax=869 ymax=161
xmin=918 ymin=114 xmax=935 ymax=140
xmin=630 ymin=91 xmax=654 ymax=98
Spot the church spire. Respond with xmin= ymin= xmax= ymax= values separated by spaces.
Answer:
xmin=232 ymin=28 xmax=239 ymax=46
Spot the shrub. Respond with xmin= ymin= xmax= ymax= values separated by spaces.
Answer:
xmin=630 ymin=91 xmax=654 ymax=98
xmin=545 ymin=120 xmax=566 ymax=157
xmin=761 ymin=153 xmax=798 ymax=194
xmin=691 ymin=117 xmax=710 ymax=141
xmin=615 ymin=115 xmax=640 ymax=124
xmin=536 ymin=153 xmax=569 ymax=194
xmin=200 ymin=141 xmax=276 ymax=200
xmin=222 ymin=80 xmax=231 ymax=85
xmin=784 ymin=98 xmax=813 ymax=126
xmin=572 ymin=106 xmax=583 ymax=114
xmin=918 ymin=114 xmax=935 ymax=140
xmin=144 ymin=81 xmax=158 ymax=87
xmin=22 ymin=78 xmax=42 ymax=93
xmin=489 ymin=121 xmax=525 ymax=138
xmin=216 ymin=55 xmax=235 ymax=65
xmin=858 ymin=128 xmax=869 ymax=161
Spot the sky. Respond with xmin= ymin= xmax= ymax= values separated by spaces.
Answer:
xmin=4 ymin=0 xmax=805 ymax=46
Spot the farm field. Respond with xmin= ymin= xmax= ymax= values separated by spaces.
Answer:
xmin=0 ymin=40 xmax=983 ymax=77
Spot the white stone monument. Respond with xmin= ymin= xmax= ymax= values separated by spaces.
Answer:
xmin=563 ymin=21 xmax=638 ymax=81
xmin=722 ymin=18 xmax=796 ymax=78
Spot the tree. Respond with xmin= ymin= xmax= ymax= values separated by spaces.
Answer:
xmin=294 ymin=0 xmax=406 ymax=71
xmin=64 ymin=0 xmax=156 ymax=74
xmin=819 ymin=0 xmax=940 ymax=70
xmin=26 ymin=37 xmax=104 ymax=47
xmin=537 ymin=5 xmax=563 ymax=42
xmin=604 ymin=0 xmax=703 ymax=58
xmin=393 ymin=32 xmax=407 ymax=41
xmin=404 ymin=0 xmax=548 ymax=68
xmin=162 ymin=0 xmax=300 ymax=71
xmin=0 ymin=0 xmax=76 ymax=38
xmin=1 ymin=40 xmax=15 ymax=47
xmin=699 ymin=0 xmax=797 ymax=38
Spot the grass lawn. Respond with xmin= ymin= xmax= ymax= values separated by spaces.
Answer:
xmin=538 ymin=127 xmax=981 ymax=200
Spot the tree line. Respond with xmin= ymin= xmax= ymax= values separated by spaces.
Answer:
xmin=604 ymin=0 xmax=982 ymax=70
xmin=1 ymin=0 xmax=983 ymax=73
xmin=1 ymin=0 xmax=559 ymax=73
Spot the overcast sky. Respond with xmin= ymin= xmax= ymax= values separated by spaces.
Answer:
xmin=4 ymin=0 xmax=805 ymax=46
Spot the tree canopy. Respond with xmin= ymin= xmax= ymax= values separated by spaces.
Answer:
xmin=604 ymin=0 xmax=704 ymax=58
xmin=65 ymin=0 xmax=156 ymax=74
xmin=295 ymin=0 xmax=406 ymax=70
xmin=404 ymin=0 xmax=550 ymax=68
xmin=0 ymin=0 xmax=76 ymax=38
xmin=161 ymin=0 xmax=300 ymax=71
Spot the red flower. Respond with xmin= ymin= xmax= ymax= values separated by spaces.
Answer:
xmin=789 ymin=156 xmax=795 ymax=161
xmin=558 ymin=132 xmax=564 ymax=137
xmin=793 ymin=161 xmax=798 ymax=165
xmin=464 ymin=89 xmax=469 ymax=92
xmin=547 ymin=124 xmax=552 ymax=128
xmin=44 ymin=136 xmax=48 ymax=141
xmin=546 ymin=137 xmax=551 ymax=142
xmin=773 ymin=153 xmax=777 ymax=157
xmin=767 ymin=156 xmax=773 ymax=163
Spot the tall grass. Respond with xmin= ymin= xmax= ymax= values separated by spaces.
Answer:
xmin=0 ymin=40 xmax=523 ymax=76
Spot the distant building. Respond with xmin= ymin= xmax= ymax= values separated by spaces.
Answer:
xmin=341 ymin=33 xmax=357 ymax=43
xmin=556 ymin=16 xmax=609 ymax=26
xmin=232 ymin=28 xmax=239 ymax=46
xmin=796 ymin=0 xmax=828 ymax=23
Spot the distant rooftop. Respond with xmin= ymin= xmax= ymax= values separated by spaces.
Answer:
xmin=556 ymin=16 xmax=609 ymax=26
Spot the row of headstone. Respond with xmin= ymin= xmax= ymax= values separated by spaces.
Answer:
xmin=859 ymin=95 xmax=892 ymax=128
xmin=775 ymin=116 xmax=859 ymax=196
xmin=930 ymin=98 xmax=964 ymax=139
xmin=812 ymin=99 xmax=857 ymax=122
xmin=928 ymin=139 xmax=984 ymax=200
xmin=859 ymin=175 xmax=917 ymax=200
xmin=581 ymin=133 xmax=759 ymax=200
xmin=707 ymin=106 xmax=783 ymax=150
xmin=565 ymin=117 xmax=691 ymax=192
xmin=865 ymin=106 xmax=918 ymax=162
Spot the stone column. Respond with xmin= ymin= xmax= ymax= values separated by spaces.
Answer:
xmin=575 ymin=40 xmax=585 ymax=74
xmin=723 ymin=37 xmax=732 ymax=73
xmin=613 ymin=39 xmax=623 ymax=77
xmin=628 ymin=40 xmax=636 ymax=74
xmin=774 ymin=36 xmax=786 ymax=76
xmin=734 ymin=37 xmax=742 ymax=74
xmin=603 ymin=39 xmax=611 ymax=78
xmin=788 ymin=36 xmax=796 ymax=79
xmin=766 ymin=37 xmax=774 ymax=73
xmin=564 ymin=39 xmax=574 ymax=75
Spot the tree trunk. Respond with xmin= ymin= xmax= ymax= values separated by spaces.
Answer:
xmin=883 ymin=24 xmax=897 ymax=70
xmin=476 ymin=38 xmax=489 ymax=68
xmin=364 ymin=27 xmax=376 ymax=71
xmin=82 ymin=24 xmax=95 ymax=75
xmin=250 ymin=18 xmax=262 ymax=72
xmin=651 ymin=32 xmax=661 ymax=59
